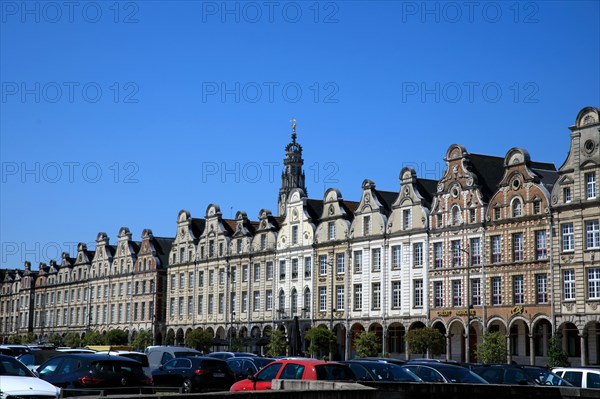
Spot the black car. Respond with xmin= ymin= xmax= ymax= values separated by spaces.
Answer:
xmin=403 ymin=362 xmax=488 ymax=384
xmin=340 ymin=360 xmax=421 ymax=382
xmin=473 ymin=364 xmax=572 ymax=386
xmin=36 ymin=353 xmax=152 ymax=396
xmin=353 ymin=357 xmax=406 ymax=365
xmin=226 ymin=356 xmax=275 ymax=380
xmin=18 ymin=349 xmax=61 ymax=372
xmin=152 ymin=356 xmax=235 ymax=393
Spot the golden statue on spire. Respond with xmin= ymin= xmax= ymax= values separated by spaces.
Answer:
xmin=290 ymin=118 xmax=297 ymax=143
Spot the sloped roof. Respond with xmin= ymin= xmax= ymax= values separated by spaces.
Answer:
xmin=306 ymin=199 xmax=324 ymax=222
xmin=468 ymin=153 xmax=506 ymax=201
xmin=416 ymin=178 xmax=438 ymax=208
xmin=153 ymin=236 xmax=175 ymax=268
xmin=190 ymin=218 xmax=205 ymax=241
xmin=374 ymin=190 xmax=397 ymax=213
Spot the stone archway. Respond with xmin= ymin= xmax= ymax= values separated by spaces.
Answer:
xmin=431 ymin=321 xmax=447 ymax=359
xmin=350 ymin=323 xmax=365 ymax=358
xmin=509 ymin=318 xmax=530 ymax=364
xmin=175 ymin=328 xmax=184 ymax=346
xmin=532 ymin=318 xmax=552 ymax=365
xmin=584 ymin=321 xmax=600 ymax=365
xmin=558 ymin=322 xmax=581 ymax=362
xmin=332 ymin=323 xmax=346 ymax=361
xmin=368 ymin=322 xmax=383 ymax=354
xmin=448 ymin=319 xmax=465 ymax=362
xmin=387 ymin=323 xmax=406 ymax=356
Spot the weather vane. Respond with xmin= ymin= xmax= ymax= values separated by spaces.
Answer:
xmin=290 ymin=118 xmax=297 ymax=143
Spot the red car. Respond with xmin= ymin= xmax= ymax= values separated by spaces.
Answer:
xmin=229 ymin=358 xmax=355 ymax=391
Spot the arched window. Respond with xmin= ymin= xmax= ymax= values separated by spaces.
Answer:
xmin=278 ymin=290 xmax=285 ymax=312
xmin=512 ymin=198 xmax=523 ymax=218
xmin=452 ymin=206 xmax=461 ymax=225
xmin=304 ymin=288 xmax=311 ymax=313
xmin=291 ymin=289 xmax=297 ymax=315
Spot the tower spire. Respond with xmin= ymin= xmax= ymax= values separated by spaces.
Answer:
xmin=278 ymin=118 xmax=307 ymax=216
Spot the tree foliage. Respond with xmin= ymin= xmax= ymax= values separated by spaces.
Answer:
xmin=354 ymin=331 xmax=380 ymax=358
xmin=63 ymin=332 xmax=81 ymax=348
xmin=405 ymin=327 xmax=444 ymax=357
xmin=266 ymin=329 xmax=287 ymax=357
xmin=49 ymin=333 xmax=62 ymax=347
xmin=165 ymin=330 xmax=175 ymax=346
xmin=132 ymin=330 xmax=153 ymax=350
xmin=82 ymin=330 xmax=104 ymax=346
xmin=477 ymin=331 xmax=507 ymax=364
xmin=23 ymin=332 xmax=36 ymax=344
xmin=548 ymin=336 xmax=570 ymax=367
xmin=8 ymin=335 xmax=22 ymax=344
xmin=185 ymin=329 xmax=214 ymax=353
xmin=305 ymin=327 xmax=336 ymax=359
xmin=105 ymin=329 xmax=128 ymax=345
xmin=230 ymin=336 xmax=242 ymax=352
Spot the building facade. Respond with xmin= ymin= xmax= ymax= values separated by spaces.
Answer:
xmin=2 ymin=107 xmax=599 ymax=366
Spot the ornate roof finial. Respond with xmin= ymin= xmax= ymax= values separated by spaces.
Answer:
xmin=290 ymin=118 xmax=297 ymax=143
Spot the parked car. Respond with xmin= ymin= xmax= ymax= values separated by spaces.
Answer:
xmin=353 ymin=357 xmax=406 ymax=365
xmin=0 ymin=344 xmax=31 ymax=357
xmin=145 ymin=346 xmax=202 ymax=370
xmin=17 ymin=349 xmax=61 ymax=373
xmin=0 ymin=354 xmax=61 ymax=399
xmin=36 ymin=353 xmax=152 ymax=396
xmin=207 ymin=351 xmax=258 ymax=360
xmin=553 ymin=367 xmax=600 ymax=388
xmin=152 ymin=356 xmax=235 ymax=393
xmin=403 ymin=362 xmax=488 ymax=384
xmin=95 ymin=350 xmax=151 ymax=377
xmin=226 ymin=356 xmax=275 ymax=380
xmin=340 ymin=360 xmax=421 ymax=382
xmin=515 ymin=366 xmax=572 ymax=386
xmin=56 ymin=348 xmax=97 ymax=354
xmin=230 ymin=359 xmax=356 ymax=391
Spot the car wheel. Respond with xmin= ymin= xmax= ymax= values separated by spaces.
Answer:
xmin=182 ymin=378 xmax=193 ymax=393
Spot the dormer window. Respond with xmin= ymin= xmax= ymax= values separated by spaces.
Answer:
xmin=403 ymin=209 xmax=411 ymax=230
xmin=328 ymin=222 xmax=336 ymax=240
xmin=260 ymin=234 xmax=267 ymax=250
xmin=564 ymin=187 xmax=572 ymax=203
xmin=452 ymin=206 xmax=461 ymax=225
xmin=292 ymin=225 xmax=299 ymax=244
xmin=533 ymin=201 xmax=541 ymax=214
xmin=512 ymin=198 xmax=523 ymax=218
xmin=494 ymin=207 xmax=501 ymax=220
xmin=237 ymin=239 xmax=242 ymax=254
xmin=586 ymin=172 xmax=597 ymax=199
xmin=208 ymin=240 xmax=214 ymax=257
xmin=469 ymin=209 xmax=476 ymax=223
xmin=363 ymin=215 xmax=371 ymax=235
xmin=179 ymin=247 xmax=185 ymax=263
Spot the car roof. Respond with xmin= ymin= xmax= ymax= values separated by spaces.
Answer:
xmin=43 ymin=353 xmax=142 ymax=362
xmin=553 ymin=367 xmax=600 ymax=371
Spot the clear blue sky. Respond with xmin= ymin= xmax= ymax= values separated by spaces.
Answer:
xmin=1 ymin=1 xmax=599 ymax=268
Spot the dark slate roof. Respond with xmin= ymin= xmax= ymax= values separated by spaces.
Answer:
xmin=342 ymin=200 xmax=360 ymax=220
xmin=467 ymin=154 xmax=506 ymax=201
xmin=416 ymin=178 xmax=438 ymax=208
xmin=153 ymin=237 xmax=174 ymax=268
xmin=86 ymin=250 xmax=96 ymax=261
xmin=532 ymin=167 xmax=559 ymax=193
xmin=306 ymin=199 xmax=324 ymax=223
xmin=191 ymin=218 xmax=206 ymax=242
xmin=107 ymin=245 xmax=117 ymax=257
xmin=375 ymin=190 xmax=397 ymax=213
xmin=131 ymin=241 xmax=141 ymax=255
xmin=222 ymin=219 xmax=236 ymax=235
xmin=529 ymin=160 xmax=556 ymax=171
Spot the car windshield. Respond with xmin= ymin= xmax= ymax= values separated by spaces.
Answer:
xmin=438 ymin=366 xmax=487 ymax=383
xmin=174 ymin=351 xmax=199 ymax=358
xmin=0 ymin=357 xmax=35 ymax=377
xmin=368 ymin=363 xmax=419 ymax=382
xmin=253 ymin=358 xmax=274 ymax=369
xmin=523 ymin=367 xmax=572 ymax=386
xmin=120 ymin=354 xmax=149 ymax=367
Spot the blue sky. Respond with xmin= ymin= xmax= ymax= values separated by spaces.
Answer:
xmin=1 ymin=1 xmax=599 ymax=268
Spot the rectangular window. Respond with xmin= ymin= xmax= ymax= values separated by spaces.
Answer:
xmin=471 ymin=278 xmax=481 ymax=306
xmin=188 ymin=296 xmax=193 ymax=315
xmin=494 ymin=207 xmax=501 ymax=220
xmin=586 ymin=172 xmax=597 ymax=199
xmin=536 ymin=231 xmax=548 ymax=259
xmin=266 ymin=290 xmax=273 ymax=310
xmin=242 ymin=265 xmax=248 ymax=282
xmin=209 ymin=239 xmax=214 ymax=257
xmin=241 ymin=292 xmax=248 ymax=312
xmin=434 ymin=281 xmax=444 ymax=308
xmin=413 ymin=243 xmax=423 ymax=267
xmin=391 ymin=245 xmax=401 ymax=269
xmin=253 ymin=291 xmax=260 ymax=311
xmin=254 ymin=263 xmax=261 ymax=281
xmin=266 ymin=262 xmax=273 ymax=280
xmin=237 ymin=239 xmax=242 ymax=254
xmin=319 ymin=255 xmax=327 ymax=275
xmin=188 ymin=272 xmax=194 ymax=288
xmin=336 ymin=286 xmax=344 ymax=310
xmin=177 ymin=297 xmax=183 ymax=317
xmin=363 ymin=215 xmax=371 ymax=235
xmin=319 ymin=287 xmax=327 ymax=312
xmin=372 ymin=248 xmax=381 ymax=271
xmin=261 ymin=234 xmax=267 ymax=250
xmin=304 ymin=257 xmax=311 ymax=278
xmin=414 ymin=279 xmax=423 ymax=308
xmin=198 ymin=295 xmax=203 ymax=315
xmin=219 ymin=269 xmax=225 ymax=285
xmin=536 ymin=274 xmax=548 ymax=304
xmin=353 ymin=250 xmax=363 ymax=273
xmin=231 ymin=293 xmax=236 ymax=314
xmin=492 ymin=277 xmax=502 ymax=305
xmin=372 ymin=283 xmax=381 ymax=309
xmin=564 ymin=270 xmax=575 ymax=301
xmin=491 ymin=236 xmax=502 ymax=263
xmin=588 ymin=268 xmax=600 ymax=300
xmin=562 ymin=223 xmax=575 ymax=252
xmin=586 ymin=220 xmax=600 ymax=249
xmin=513 ymin=233 xmax=524 ymax=262
xmin=392 ymin=281 xmax=401 ymax=308
xmin=452 ymin=280 xmax=462 ymax=307
xmin=279 ymin=260 xmax=286 ymax=280
xmin=328 ymin=222 xmax=336 ymax=240
xmin=119 ymin=283 xmax=123 ymax=296
xmin=403 ymin=209 xmax=411 ymax=230
xmin=451 ymin=240 xmax=461 ymax=267
xmin=292 ymin=225 xmax=298 ymax=244
xmin=471 ymin=238 xmax=481 ymax=265
xmin=336 ymin=253 xmax=345 ymax=274
xmin=218 ymin=294 xmax=224 ymax=314
xmin=291 ymin=259 xmax=298 ymax=279
xmin=434 ymin=242 xmax=443 ymax=268
xmin=354 ymin=284 xmax=362 ymax=310
xmin=469 ymin=208 xmax=477 ymax=223
xmin=564 ymin=187 xmax=572 ymax=203
xmin=208 ymin=294 xmax=214 ymax=314
xmin=533 ymin=201 xmax=541 ymax=214
xmin=199 ymin=271 xmax=204 ymax=287
xmin=513 ymin=275 xmax=524 ymax=305
xmin=209 ymin=270 xmax=214 ymax=285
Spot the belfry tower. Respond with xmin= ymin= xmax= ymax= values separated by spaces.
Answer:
xmin=278 ymin=119 xmax=307 ymax=216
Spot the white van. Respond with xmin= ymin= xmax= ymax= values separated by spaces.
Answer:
xmin=552 ymin=367 xmax=600 ymax=389
xmin=145 ymin=346 xmax=201 ymax=370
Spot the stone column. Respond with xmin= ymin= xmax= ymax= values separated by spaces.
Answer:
xmin=446 ymin=334 xmax=451 ymax=361
xmin=345 ymin=329 xmax=352 ymax=360
xmin=506 ymin=335 xmax=512 ymax=364
xmin=580 ymin=334 xmax=588 ymax=367
xmin=464 ymin=332 xmax=470 ymax=363
xmin=529 ymin=334 xmax=535 ymax=365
